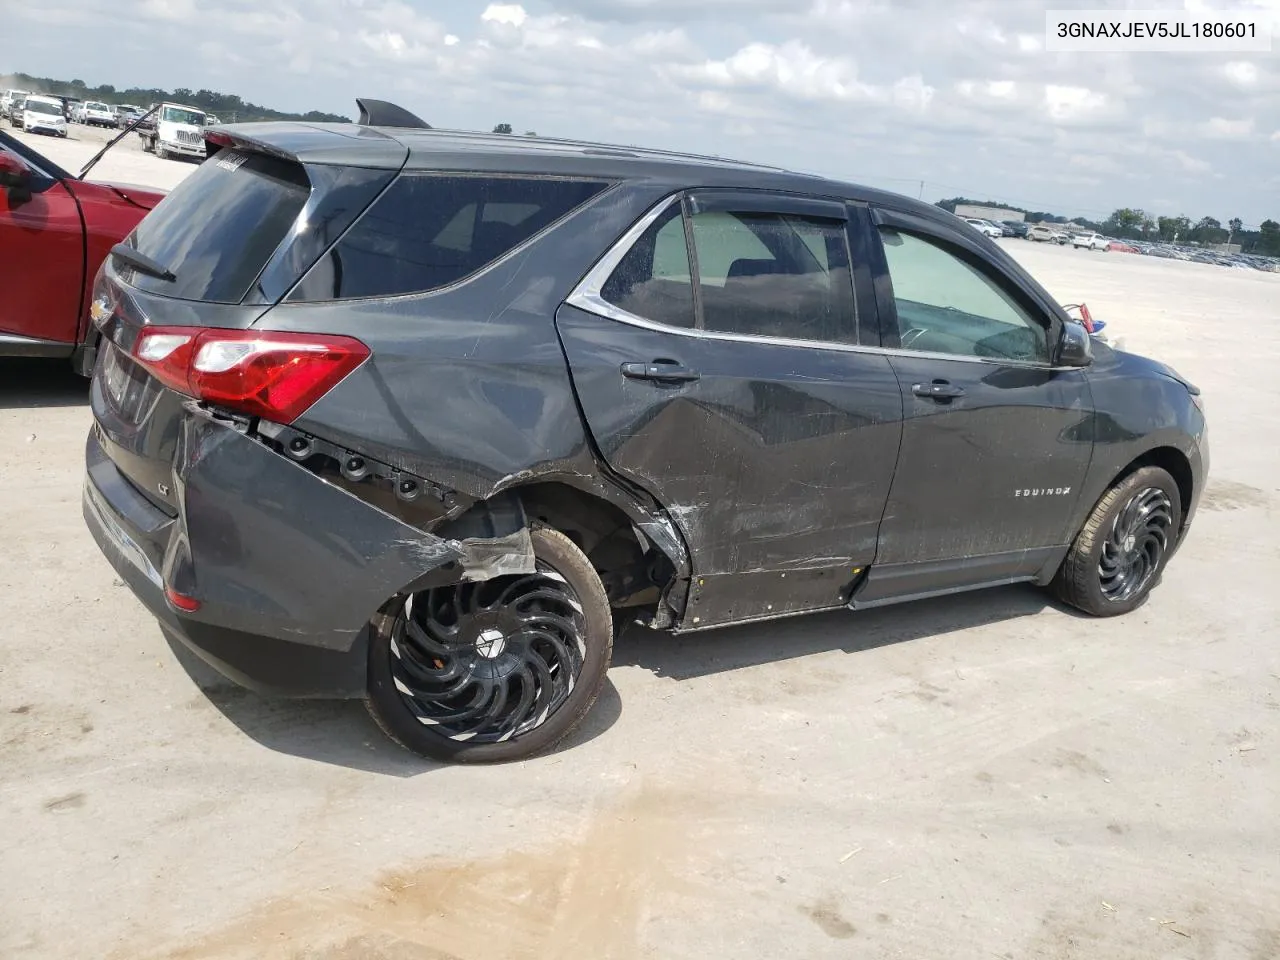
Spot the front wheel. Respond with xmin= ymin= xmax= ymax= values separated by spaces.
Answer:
xmin=1051 ymin=466 xmax=1182 ymax=617
xmin=155 ymin=142 xmax=168 ymax=160
xmin=365 ymin=526 xmax=614 ymax=763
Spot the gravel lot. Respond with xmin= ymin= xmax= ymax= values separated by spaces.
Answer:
xmin=1 ymin=146 xmax=1278 ymax=959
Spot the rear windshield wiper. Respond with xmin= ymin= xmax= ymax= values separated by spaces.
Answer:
xmin=110 ymin=243 xmax=176 ymax=282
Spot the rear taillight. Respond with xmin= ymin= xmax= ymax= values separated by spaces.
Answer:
xmin=130 ymin=327 xmax=369 ymax=423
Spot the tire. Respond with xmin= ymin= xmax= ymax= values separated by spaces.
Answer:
xmin=366 ymin=526 xmax=614 ymax=763
xmin=156 ymin=143 xmax=168 ymax=160
xmin=1051 ymin=466 xmax=1182 ymax=617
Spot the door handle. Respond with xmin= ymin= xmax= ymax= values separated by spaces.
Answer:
xmin=621 ymin=360 xmax=700 ymax=383
xmin=912 ymin=380 xmax=965 ymax=401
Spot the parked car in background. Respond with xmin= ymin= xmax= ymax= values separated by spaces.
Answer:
xmin=1072 ymin=233 xmax=1111 ymax=251
xmin=1027 ymin=225 xmax=1056 ymax=242
xmin=1 ymin=89 xmax=30 ymax=119
xmin=5 ymin=96 xmax=27 ymax=127
xmin=21 ymin=95 xmax=68 ymax=137
xmin=963 ymin=217 xmax=1003 ymax=238
xmin=79 ymin=101 xmax=118 ymax=128
xmin=115 ymin=104 xmax=144 ymax=125
xmin=136 ymin=102 xmax=208 ymax=160
xmin=1003 ymin=220 xmax=1030 ymax=238
xmin=987 ymin=220 xmax=1015 ymax=237
xmin=0 ymin=128 xmax=166 ymax=365
xmin=1108 ymin=240 xmax=1138 ymax=253
xmin=81 ymin=101 xmax=1207 ymax=764
xmin=205 ymin=114 xmax=221 ymax=126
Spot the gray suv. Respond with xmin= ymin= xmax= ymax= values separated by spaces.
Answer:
xmin=83 ymin=100 xmax=1207 ymax=763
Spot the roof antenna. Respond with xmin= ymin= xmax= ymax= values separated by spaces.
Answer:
xmin=355 ymin=98 xmax=430 ymax=129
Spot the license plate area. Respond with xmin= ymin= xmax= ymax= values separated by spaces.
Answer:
xmin=101 ymin=342 xmax=152 ymax=423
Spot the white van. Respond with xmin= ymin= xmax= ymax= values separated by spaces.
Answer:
xmin=22 ymin=95 xmax=68 ymax=138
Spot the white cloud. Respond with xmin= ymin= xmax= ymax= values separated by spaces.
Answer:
xmin=137 ymin=0 xmax=196 ymax=20
xmin=1224 ymin=61 xmax=1259 ymax=87
xmin=1204 ymin=116 xmax=1255 ymax=139
xmin=1043 ymin=85 xmax=1110 ymax=122
xmin=686 ymin=42 xmax=875 ymax=102
xmin=481 ymin=4 xmax=528 ymax=27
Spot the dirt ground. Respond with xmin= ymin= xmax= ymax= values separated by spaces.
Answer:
xmin=1 ymin=151 xmax=1278 ymax=958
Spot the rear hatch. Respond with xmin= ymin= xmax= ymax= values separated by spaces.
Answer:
xmin=90 ymin=128 xmax=406 ymax=513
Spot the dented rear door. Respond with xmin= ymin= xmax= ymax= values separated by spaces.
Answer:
xmin=558 ymin=194 xmax=902 ymax=626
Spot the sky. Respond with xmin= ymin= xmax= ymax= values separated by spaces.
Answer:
xmin=4 ymin=0 xmax=1279 ymax=225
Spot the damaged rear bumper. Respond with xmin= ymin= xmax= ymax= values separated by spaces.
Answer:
xmin=83 ymin=412 xmax=468 ymax=698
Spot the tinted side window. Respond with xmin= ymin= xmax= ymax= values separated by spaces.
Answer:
xmin=600 ymin=204 xmax=695 ymax=329
xmin=691 ymin=211 xmax=857 ymax=343
xmin=878 ymin=227 xmax=1048 ymax=362
xmin=290 ymin=175 xmax=608 ymax=301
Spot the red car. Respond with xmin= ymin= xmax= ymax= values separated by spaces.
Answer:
xmin=1 ymin=128 xmax=166 ymax=372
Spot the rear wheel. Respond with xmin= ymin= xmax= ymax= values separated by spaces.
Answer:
xmin=156 ymin=142 xmax=168 ymax=160
xmin=365 ymin=527 xmax=613 ymax=763
xmin=1052 ymin=466 xmax=1181 ymax=617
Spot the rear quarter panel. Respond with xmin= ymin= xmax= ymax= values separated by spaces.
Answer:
xmin=260 ymin=181 xmax=677 ymax=501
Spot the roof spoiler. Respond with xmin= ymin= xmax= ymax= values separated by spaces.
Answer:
xmin=356 ymin=98 xmax=430 ymax=129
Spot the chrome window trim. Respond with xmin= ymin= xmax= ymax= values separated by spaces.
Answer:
xmin=564 ymin=194 xmax=1071 ymax=371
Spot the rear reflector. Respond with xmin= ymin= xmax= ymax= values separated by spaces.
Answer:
xmin=164 ymin=585 xmax=202 ymax=612
xmin=130 ymin=327 xmax=369 ymax=423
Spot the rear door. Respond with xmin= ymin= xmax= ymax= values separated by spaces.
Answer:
xmin=854 ymin=206 xmax=1093 ymax=605
xmin=558 ymin=190 xmax=902 ymax=627
xmin=0 ymin=139 xmax=83 ymax=348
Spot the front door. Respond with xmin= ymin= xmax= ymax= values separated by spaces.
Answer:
xmin=857 ymin=211 xmax=1094 ymax=604
xmin=558 ymin=191 xmax=902 ymax=626
xmin=0 ymin=139 xmax=83 ymax=347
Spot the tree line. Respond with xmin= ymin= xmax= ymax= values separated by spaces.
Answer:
xmin=936 ymin=196 xmax=1280 ymax=256
xmin=2 ymin=72 xmax=348 ymax=124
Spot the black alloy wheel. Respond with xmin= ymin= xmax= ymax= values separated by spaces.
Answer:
xmin=1052 ymin=465 xmax=1183 ymax=617
xmin=1097 ymin=487 xmax=1173 ymax=603
xmin=392 ymin=565 xmax=586 ymax=741
xmin=366 ymin=526 xmax=613 ymax=763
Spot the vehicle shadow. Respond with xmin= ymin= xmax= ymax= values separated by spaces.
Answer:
xmin=164 ymin=629 xmax=622 ymax=775
xmin=614 ymin=583 xmax=1083 ymax=680
xmin=0 ymin=359 xmax=88 ymax=409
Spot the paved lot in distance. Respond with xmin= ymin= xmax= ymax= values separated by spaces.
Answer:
xmin=1 ymin=144 xmax=1277 ymax=959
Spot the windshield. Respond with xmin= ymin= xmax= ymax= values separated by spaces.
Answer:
xmin=27 ymin=101 xmax=61 ymax=116
xmin=161 ymin=106 xmax=205 ymax=125
xmin=86 ymin=101 xmax=108 ymax=111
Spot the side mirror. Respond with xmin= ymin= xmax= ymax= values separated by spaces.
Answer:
xmin=0 ymin=153 xmax=33 ymax=206
xmin=1056 ymin=319 xmax=1093 ymax=367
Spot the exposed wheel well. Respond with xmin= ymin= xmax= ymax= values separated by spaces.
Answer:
xmin=1116 ymin=447 xmax=1193 ymax=523
xmin=514 ymin=482 xmax=674 ymax=610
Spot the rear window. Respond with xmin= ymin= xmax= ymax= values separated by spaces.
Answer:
xmin=287 ymin=174 xmax=609 ymax=301
xmin=125 ymin=150 xmax=310 ymax=303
